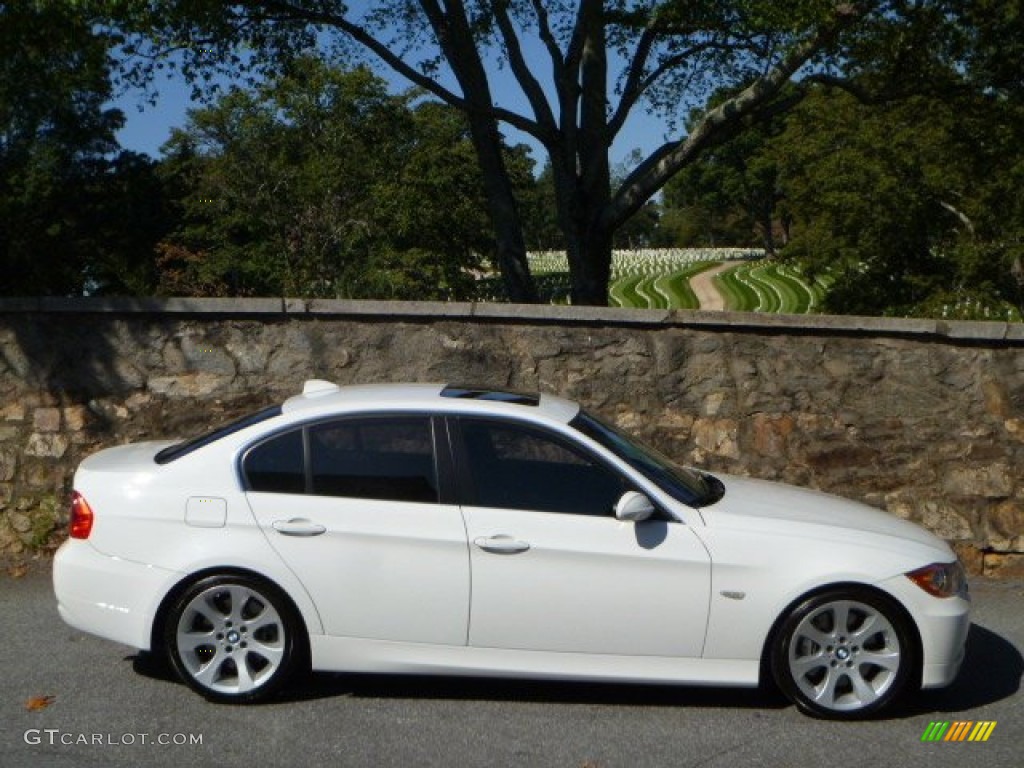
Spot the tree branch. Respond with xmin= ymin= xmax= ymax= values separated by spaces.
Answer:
xmin=526 ymin=0 xmax=579 ymax=157
xmin=940 ymin=201 xmax=975 ymax=235
xmin=490 ymin=0 xmax=558 ymax=137
xmin=247 ymin=0 xmax=546 ymax=140
xmin=608 ymin=38 xmax=746 ymax=140
xmin=607 ymin=25 xmax=658 ymax=140
xmin=566 ymin=0 xmax=600 ymax=75
xmin=804 ymin=73 xmax=880 ymax=103
xmin=528 ymin=0 xmax=564 ymax=69
xmin=607 ymin=4 xmax=868 ymax=230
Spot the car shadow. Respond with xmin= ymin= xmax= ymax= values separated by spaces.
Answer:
xmin=900 ymin=622 xmax=1023 ymax=717
xmin=277 ymin=672 xmax=791 ymax=710
xmin=130 ymin=651 xmax=177 ymax=682
xmin=129 ymin=649 xmax=787 ymax=709
xmin=129 ymin=621 xmax=1021 ymax=715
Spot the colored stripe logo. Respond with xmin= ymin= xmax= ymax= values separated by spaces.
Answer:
xmin=921 ymin=721 xmax=997 ymax=742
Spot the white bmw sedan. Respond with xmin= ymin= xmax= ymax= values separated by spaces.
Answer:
xmin=54 ymin=381 xmax=969 ymax=718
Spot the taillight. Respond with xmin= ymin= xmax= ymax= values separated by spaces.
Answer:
xmin=70 ymin=492 xmax=94 ymax=539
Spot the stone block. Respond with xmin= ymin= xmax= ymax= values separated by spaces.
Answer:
xmin=986 ymin=500 xmax=1024 ymax=550
xmin=33 ymin=407 xmax=60 ymax=432
xmin=180 ymin=336 xmax=236 ymax=375
xmin=225 ymin=339 xmax=271 ymax=374
xmin=0 ymin=448 xmax=16 ymax=482
xmin=919 ymin=501 xmax=974 ymax=541
xmin=0 ymin=519 xmax=20 ymax=551
xmin=0 ymin=403 xmax=25 ymax=421
xmin=24 ymin=461 xmax=64 ymax=489
xmin=24 ymin=433 xmax=69 ymax=459
xmin=945 ymin=464 xmax=1013 ymax=498
xmin=1004 ymin=419 xmax=1024 ymax=442
xmin=147 ymin=372 xmax=224 ymax=397
xmin=982 ymin=379 xmax=1010 ymax=418
xmin=885 ymin=497 xmax=915 ymax=521
xmin=752 ymin=414 xmax=795 ymax=458
xmin=62 ymin=405 xmax=90 ymax=432
xmin=7 ymin=511 xmax=31 ymax=533
xmin=951 ymin=542 xmax=985 ymax=575
xmin=692 ymin=418 xmax=740 ymax=460
xmin=983 ymin=552 xmax=1024 ymax=580
xmin=942 ymin=319 xmax=1011 ymax=341
xmin=805 ymin=445 xmax=878 ymax=472
xmin=703 ymin=392 xmax=727 ymax=417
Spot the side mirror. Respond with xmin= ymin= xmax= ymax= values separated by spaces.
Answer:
xmin=615 ymin=491 xmax=655 ymax=522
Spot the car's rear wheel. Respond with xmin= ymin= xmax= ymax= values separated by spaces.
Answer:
xmin=772 ymin=588 xmax=916 ymax=719
xmin=165 ymin=574 xmax=303 ymax=703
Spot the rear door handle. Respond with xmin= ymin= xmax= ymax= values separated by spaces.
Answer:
xmin=272 ymin=518 xmax=327 ymax=537
xmin=474 ymin=535 xmax=530 ymax=554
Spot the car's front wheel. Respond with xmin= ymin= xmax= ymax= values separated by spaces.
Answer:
xmin=165 ymin=574 xmax=304 ymax=703
xmin=771 ymin=588 xmax=916 ymax=718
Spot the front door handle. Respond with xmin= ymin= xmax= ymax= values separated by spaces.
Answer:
xmin=474 ymin=535 xmax=530 ymax=554
xmin=273 ymin=518 xmax=327 ymax=537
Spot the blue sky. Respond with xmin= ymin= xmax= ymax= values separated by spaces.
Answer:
xmin=108 ymin=38 xmax=676 ymax=173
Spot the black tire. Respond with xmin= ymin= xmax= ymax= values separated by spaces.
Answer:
xmin=771 ymin=588 xmax=916 ymax=719
xmin=164 ymin=573 xmax=305 ymax=703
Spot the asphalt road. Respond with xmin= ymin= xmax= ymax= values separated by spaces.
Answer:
xmin=1 ymin=563 xmax=1021 ymax=768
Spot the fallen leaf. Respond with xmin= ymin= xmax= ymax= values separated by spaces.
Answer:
xmin=7 ymin=564 xmax=28 ymax=579
xmin=25 ymin=695 xmax=56 ymax=712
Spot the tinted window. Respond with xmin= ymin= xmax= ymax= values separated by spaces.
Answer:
xmin=441 ymin=385 xmax=540 ymax=406
xmin=244 ymin=429 xmax=305 ymax=493
xmin=459 ymin=420 xmax=626 ymax=515
xmin=309 ymin=418 xmax=438 ymax=503
xmin=571 ymin=410 xmax=723 ymax=507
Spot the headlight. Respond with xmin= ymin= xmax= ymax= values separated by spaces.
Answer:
xmin=906 ymin=561 xmax=968 ymax=598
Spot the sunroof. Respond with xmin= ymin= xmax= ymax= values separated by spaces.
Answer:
xmin=440 ymin=385 xmax=540 ymax=406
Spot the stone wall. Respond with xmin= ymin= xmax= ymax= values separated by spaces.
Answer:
xmin=1 ymin=297 xmax=1022 ymax=576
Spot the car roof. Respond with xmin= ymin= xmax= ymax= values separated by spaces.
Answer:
xmin=281 ymin=380 xmax=580 ymax=423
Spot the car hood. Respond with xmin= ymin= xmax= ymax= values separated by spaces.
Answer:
xmin=701 ymin=474 xmax=951 ymax=555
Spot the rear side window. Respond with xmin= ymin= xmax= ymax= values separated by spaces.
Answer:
xmin=309 ymin=418 xmax=438 ymax=503
xmin=245 ymin=430 xmax=305 ymax=494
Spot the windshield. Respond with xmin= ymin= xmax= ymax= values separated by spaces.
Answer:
xmin=570 ymin=410 xmax=724 ymax=508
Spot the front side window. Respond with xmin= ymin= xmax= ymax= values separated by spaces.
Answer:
xmin=570 ymin=410 xmax=724 ymax=507
xmin=458 ymin=419 xmax=627 ymax=515
xmin=309 ymin=417 xmax=438 ymax=503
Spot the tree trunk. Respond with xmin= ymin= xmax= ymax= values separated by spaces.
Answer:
xmin=548 ymin=154 xmax=613 ymax=306
xmin=464 ymin=115 xmax=538 ymax=303
xmin=759 ymin=200 xmax=776 ymax=257
xmin=417 ymin=0 xmax=537 ymax=303
xmin=560 ymin=0 xmax=614 ymax=306
xmin=566 ymin=227 xmax=613 ymax=305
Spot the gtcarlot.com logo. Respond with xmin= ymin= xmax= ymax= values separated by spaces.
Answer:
xmin=24 ymin=730 xmax=203 ymax=747
xmin=921 ymin=721 xmax=997 ymax=742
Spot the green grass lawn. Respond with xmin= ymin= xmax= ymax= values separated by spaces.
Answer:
xmin=520 ymin=249 xmax=827 ymax=313
xmin=608 ymin=262 xmax=716 ymax=309
xmin=714 ymin=261 xmax=828 ymax=313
